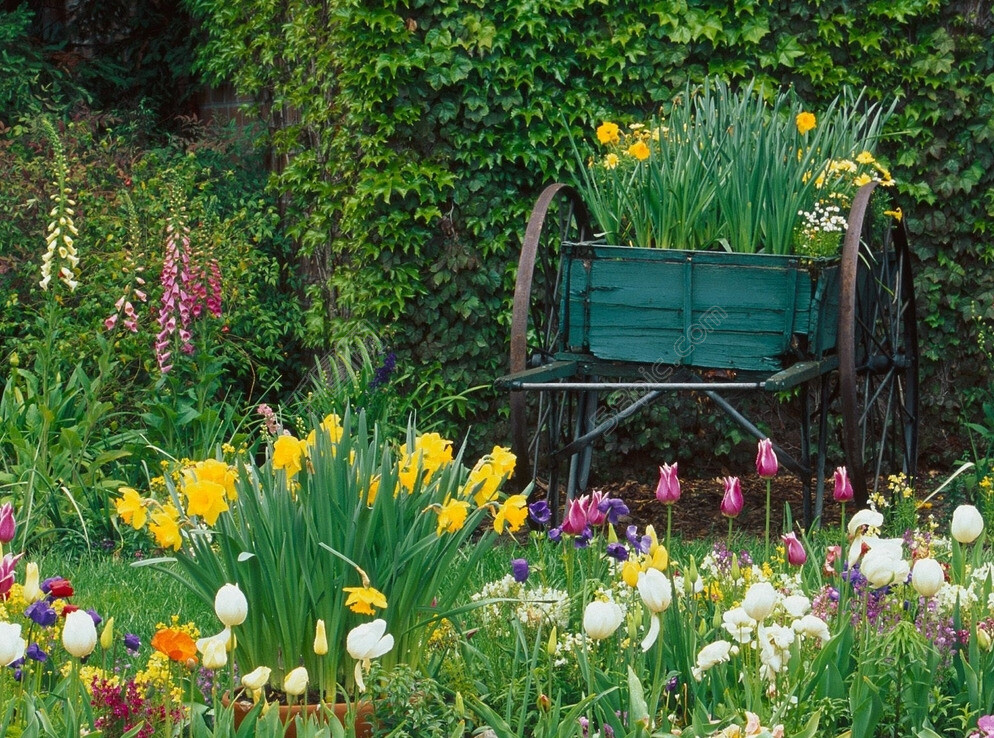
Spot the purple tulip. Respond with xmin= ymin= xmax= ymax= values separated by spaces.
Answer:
xmin=655 ymin=463 xmax=681 ymax=505
xmin=123 ymin=633 xmax=141 ymax=652
xmin=756 ymin=439 xmax=779 ymax=478
xmin=833 ymin=466 xmax=854 ymax=503
xmin=782 ymin=532 xmax=807 ymax=566
xmin=511 ymin=558 xmax=529 ymax=583
xmin=0 ymin=503 xmax=15 ymax=544
xmin=528 ymin=500 xmax=551 ymax=525
xmin=86 ymin=609 xmax=102 ymax=627
xmin=720 ymin=476 xmax=743 ymax=518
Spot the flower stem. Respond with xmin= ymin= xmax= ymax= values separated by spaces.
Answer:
xmin=764 ymin=478 xmax=772 ymax=563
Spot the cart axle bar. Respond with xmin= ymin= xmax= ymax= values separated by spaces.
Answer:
xmin=509 ymin=381 xmax=765 ymax=391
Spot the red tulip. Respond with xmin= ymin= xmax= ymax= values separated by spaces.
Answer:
xmin=782 ymin=532 xmax=807 ymax=566
xmin=756 ymin=438 xmax=778 ymax=478
xmin=833 ymin=466 xmax=854 ymax=503
xmin=720 ymin=476 xmax=743 ymax=518
xmin=655 ymin=463 xmax=681 ymax=505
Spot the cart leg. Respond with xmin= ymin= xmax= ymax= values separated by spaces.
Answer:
xmin=814 ymin=375 xmax=831 ymax=524
xmin=800 ymin=384 xmax=813 ymax=529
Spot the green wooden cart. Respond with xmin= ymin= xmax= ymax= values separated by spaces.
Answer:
xmin=496 ymin=182 xmax=919 ymax=525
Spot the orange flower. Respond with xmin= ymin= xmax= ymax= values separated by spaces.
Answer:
xmin=628 ymin=140 xmax=650 ymax=161
xmin=151 ymin=627 xmax=197 ymax=664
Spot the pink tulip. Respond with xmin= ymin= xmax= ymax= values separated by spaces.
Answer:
xmin=782 ymin=532 xmax=807 ymax=566
xmin=655 ymin=463 xmax=681 ymax=505
xmin=833 ymin=466 xmax=854 ymax=503
xmin=0 ymin=503 xmax=14 ymax=544
xmin=561 ymin=496 xmax=590 ymax=535
xmin=0 ymin=553 xmax=21 ymax=598
xmin=720 ymin=476 xmax=743 ymax=518
xmin=586 ymin=490 xmax=608 ymax=526
xmin=756 ymin=439 xmax=778 ymax=478
xmin=823 ymin=545 xmax=842 ymax=576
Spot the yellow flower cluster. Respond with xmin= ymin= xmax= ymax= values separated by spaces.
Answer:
xmin=591 ymin=120 xmax=658 ymax=171
xmin=465 ymin=445 xmax=517 ymax=506
xmin=399 ymin=432 xmax=454 ymax=492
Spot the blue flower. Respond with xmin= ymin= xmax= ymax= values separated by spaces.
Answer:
xmin=25 ymin=643 xmax=47 ymax=662
xmin=606 ymin=542 xmax=629 ymax=561
xmin=511 ymin=558 xmax=529 ymax=583
xmin=598 ymin=497 xmax=629 ymax=525
xmin=25 ymin=600 xmax=57 ymax=627
xmin=529 ymin=501 xmax=551 ymax=525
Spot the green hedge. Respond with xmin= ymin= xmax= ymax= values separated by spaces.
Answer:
xmin=185 ymin=0 xmax=994 ymax=462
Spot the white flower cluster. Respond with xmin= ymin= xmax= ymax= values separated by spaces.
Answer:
xmin=695 ymin=583 xmax=830 ymax=683
xmin=470 ymin=575 xmax=570 ymax=635
xmin=797 ymin=201 xmax=847 ymax=237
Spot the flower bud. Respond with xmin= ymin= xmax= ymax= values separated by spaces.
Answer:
xmin=100 ymin=617 xmax=115 ymax=651
xmin=833 ymin=466 xmax=853 ymax=503
xmin=583 ymin=600 xmax=624 ymax=641
xmin=214 ymin=583 xmax=248 ymax=627
xmin=911 ymin=558 xmax=945 ymax=598
xmin=22 ymin=562 xmax=40 ymax=603
xmin=283 ymin=666 xmax=309 ymax=696
xmin=63 ymin=609 xmax=98 ymax=659
xmin=242 ymin=665 xmax=272 ymax=691
xmin=637 ymin=568 xmax=672 ymax=614
xmin=720 ymin=477 xmax=743 ymax=518
xmin=755 ymin=439 xmax=778 ymax=478
xmin=978 ymin=628 xmax=993 ymax=652
xmin=313 ymin=619 xmax=328 ymax=656
xmin=782 ymin=532 xmax=807 ymax=566
xmin=0 ymin=503 xmax=15 ymax=544
xmin=741 ymin=582 xmax=777 ymax=622
xmin=951 ymin=504 xmax=984 ymax=544
xmin=655 ymin=463 xmax=681 ymax=505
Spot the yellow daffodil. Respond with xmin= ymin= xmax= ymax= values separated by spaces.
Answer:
xmin=149 ymin=503 xmax=182 ymax=551
xmin=434 ymin=498 xmax=470 ymax=535
xmin=272 ymin=435 xmax=307 ymax=478
xmin=306 ymin=413 xmax=344 ymax=448
xmin=467 ymin=462 xmax=502 ymax=506
xmin=343 ymin=585 xmax=387 ymax=615
xmin=366 ymin=475 xmax=382 ymax=505
xmin=796 ymin=111 xmax=816 ymax=135
xmin=489 ymin=446 xmax=516 ymax=478
xmin=184 ymin=479 xmax=229 ymax=526
xmin=628 ymin=140 xmax=650 ymax=161
xmin=493 ymin=494 xmax=528 ymax=534
xmin=183 ymin=459 xmax=238 ymax=501
xmin=115 ymin=487 xmax=148 ymax=530
xmin=596 ymin=121 xmax=621 ymax=144
xmin=884 ymin=208 xmax=903 ymax=221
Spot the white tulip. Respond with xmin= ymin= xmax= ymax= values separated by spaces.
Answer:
xmin=0 ymin=622 xmax=26 ymax=666
xmin=911 ymin=557 xmax=945 ymax=597
xmin=781 ymin=594 xmax=811 ymax=619
xmin=951 ymin=505 xmax=985 ymax=544
xmin=346 ymin=619 xmax=394 ymax=660
xmin=721 ymin=606 xmax=758 ymax=644
xmin=692 ymin=640 xmax=733 ymax=680
xmin=196 ymin=628 xmax=231 ymax=670
xmin=792 ymin=614 xmax=831 ymax=642
xmin=241 ymin=665 xmax=272 ymax=691
xmin=347 ymin=619 xmax=394 ymax=693
xmin=22 ymin=562 xmax=41 ymax=603
xmin=582 ymin=601 xmax=623 ymax=641
xmin=861 ymin=539 xmax=910 ymax=588
xmin=62 ymin=610 xmax=98 ymax=659
xmin=214 ymin=583 xmax=248 ymax=627
xmin=636 ymin=569 xmax=672 ymax=614
xmin=742 ymin=582 xmax=777 ymax=622
xmin=283 ymin=666 xmax=309 ymax=696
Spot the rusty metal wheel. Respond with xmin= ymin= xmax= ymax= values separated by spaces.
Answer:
xmin=508 ymin=184 xmax=595 ymax=509
xmin=839 ymin=182 xmax=919 ymax=508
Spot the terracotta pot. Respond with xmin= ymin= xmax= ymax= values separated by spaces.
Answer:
xmin=225 ymin=696 xmax=373 ymax=738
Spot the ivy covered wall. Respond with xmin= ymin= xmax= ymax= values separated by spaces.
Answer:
xmin=184 ymin=0 xmax=994 ymax=462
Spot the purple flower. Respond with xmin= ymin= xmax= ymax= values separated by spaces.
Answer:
xmin=574 ymin=528 xmax=593 ymax=549
xmin=511 ymin=558 xmax=529 ymax=583
xmin=655 ymin=463 xmax=681 ymax=504
xmin=370 ymin=352 xmax=397 ymax=390
xmin=25 ymin=643 xmax=47 ymax=662
xmin=86 ymin=609 xmax=102 ymax=627
xmin=124 ymin=633 xmax=141 ymax=652
xmin=606 ymin=542 xmax=629 ymax=561
xmin=548 ymin=527 xmax=562 ymax=543
xmin=0 ymin=503 xmax=15 ymax=544
xmin=25 ymin=600 xmax=57 ymax=628
xmin=626 ymin=525 xmax=652 ymax=554
xmin=529 ymin=500 xmax=551 ymax=525
xmin=598 ymin=497 xmax=629 ymax=525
